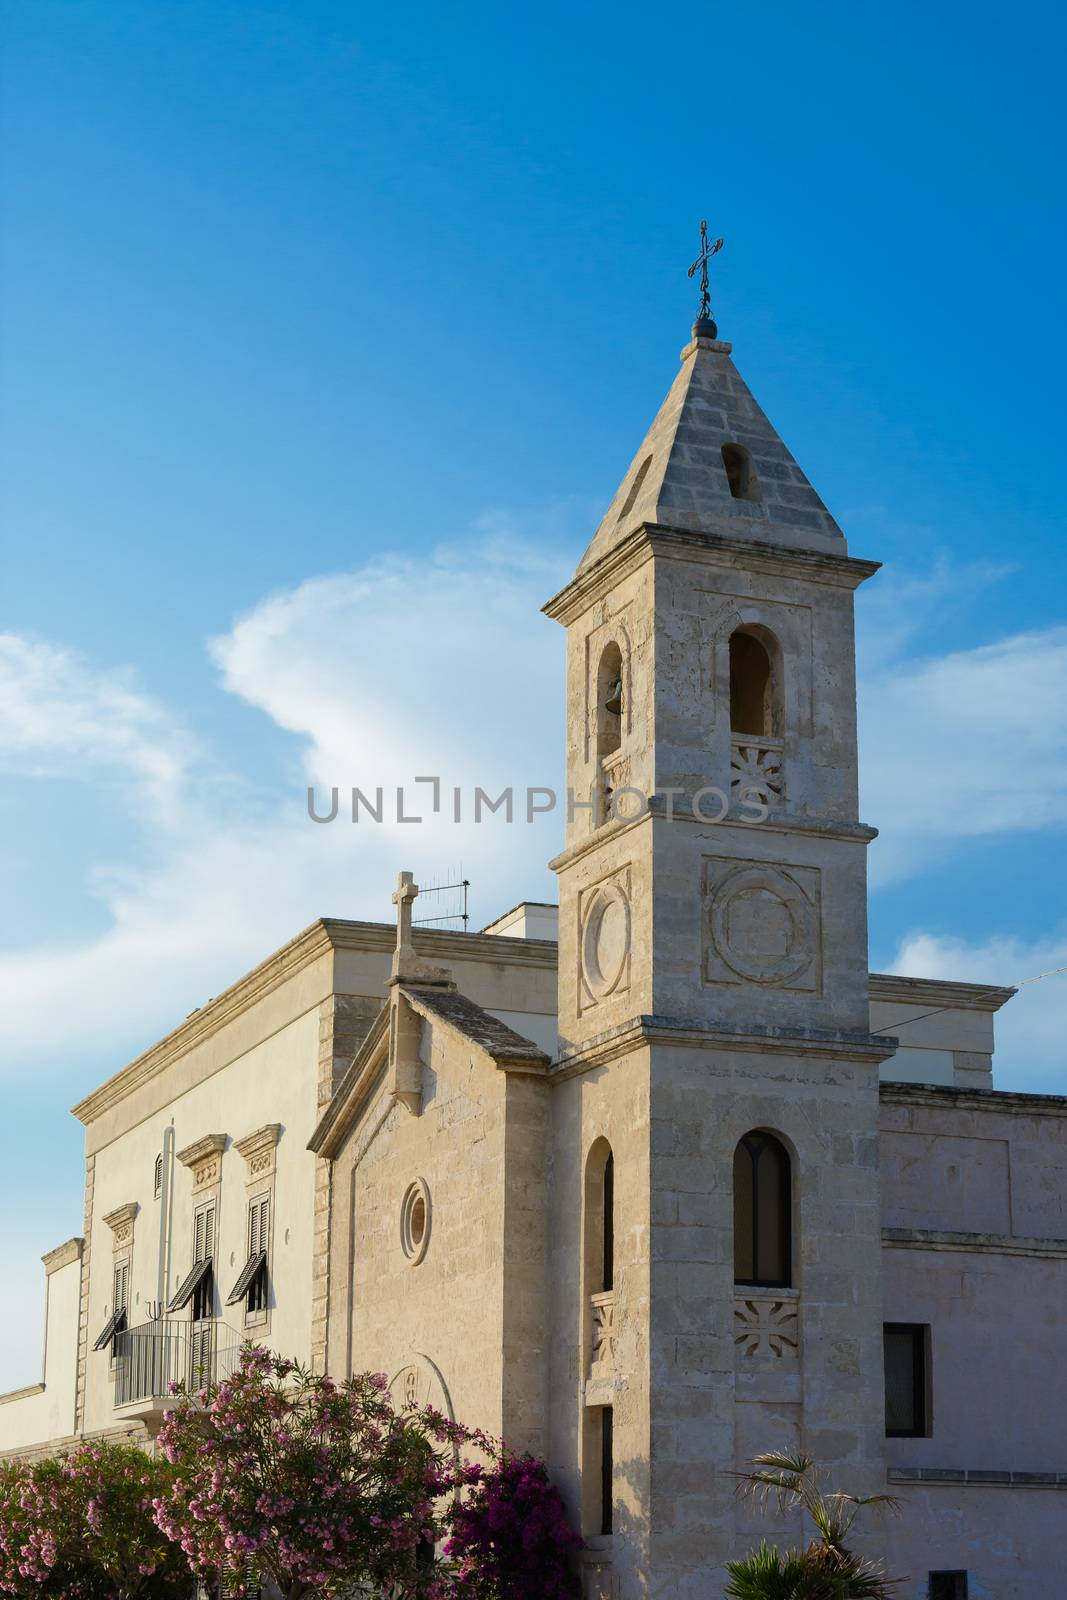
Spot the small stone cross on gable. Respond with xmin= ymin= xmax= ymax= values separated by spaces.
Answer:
xmin=392 ymin=871 xmax=419 ymax=966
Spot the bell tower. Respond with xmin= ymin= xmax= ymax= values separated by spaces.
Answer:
xmin=543 ymin=272 xmax=893 ymax=1594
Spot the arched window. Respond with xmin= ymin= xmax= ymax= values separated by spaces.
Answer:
xmin=585 ymin=1138 xmax=615 ymax=1294
xmin=596 ymin=642 xmax=623 ymax=764
xmin=153 ymin=1153 xmax=163 ymax=1199
xmin=729 ymin=627 xmax=780 ymax=738
xmin=734 ymin=1131 xmax=792 ymax=1287
xmin=721 ymin=441 xmax=760 ymax=502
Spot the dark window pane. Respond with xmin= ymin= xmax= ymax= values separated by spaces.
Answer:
xmin=929 ymin=1574 xmax=967 ymax=1600
xmin=735 ymin=1132 xmax=791 ymax=1287
xmin=884 ymin=1324 xmax=927 ymax=1437
xmin=733 ymin=1143 xmax=754 ymax=1281
xmin=603 ymin=1153 xmax=614 ymax=1293
xmin=755 ymin=1141 xmax=787 ymax=1284
xmin=600 ymin=1407 xmax=613 ymax=1537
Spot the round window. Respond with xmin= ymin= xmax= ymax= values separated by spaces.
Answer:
xmin=400 ymin=1179 xmax=431 ymax=1265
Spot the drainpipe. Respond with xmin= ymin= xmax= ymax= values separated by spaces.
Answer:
xmin=156 ymin=1123 xmax=175 ymax=1319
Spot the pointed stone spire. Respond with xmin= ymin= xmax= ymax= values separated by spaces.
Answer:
xmin=578 ymin=324 xmax=846 ymax=572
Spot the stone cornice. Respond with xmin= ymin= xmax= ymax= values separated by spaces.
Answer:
xmin=176 ymin=1134 xmax=226 ymax=1169
xmin=42 ymin=1237 xmax=83 ymax=1275
xmin=0 ymin=1383 xmax=45 ymax=1407
xmin=542 ymin=523 xmax=880 ymax=626
xmin=102 ymin=1203 xmax=138 ymax=1234
xmin=889 ymin=1467 xmax=1067 ymax=1489
xmin=883 ymin=1226 xmax=1067 ymax=1260
xmin=551 ymin=1014 xmax=895 ymax=1081
xmin=548 ymin=804 xmax=876 ymax=875
xmin=70 ymin=918 xmax=556 ymax=1128
xmin=879 ymin=1081 xmax=1067 ymax=1116
xmin=71 ymin=919 xmax=337 ymax=1126
xmin=235 ymin=1123 xmax=282 ymax=1160
xmin=869 ymin=973 xmax=1016 ymax=1012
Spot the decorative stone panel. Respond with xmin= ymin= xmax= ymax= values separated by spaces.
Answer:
xmin=175 ymin=1133 xmax=226 ymax=1190
xmin=579 ymin=869 xmax=632 ymax=1012
xmin=234 ymin=1124 xmax=281 ymax=1185
xmin=579 ymin=1553 xmax=619 ymax=1600
xmin=703 ymin=857 xmax=821 ymax=992
xmin=734 ymin=1292 xmax=800 ymax=1362
xmin=102 ymin=1202 xmax=138 ymax=1254
xmin=589 ymin=1290 xmax=616 ymax=1381
xmin=730 ymin=735 xmax=784 ymax=805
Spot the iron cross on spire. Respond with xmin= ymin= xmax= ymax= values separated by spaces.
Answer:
xmin=687 ymin=219 xmax=724 ymax=328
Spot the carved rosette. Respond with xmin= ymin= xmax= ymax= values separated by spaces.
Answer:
xmin=730 ymin=736 xmax=784 ymax=805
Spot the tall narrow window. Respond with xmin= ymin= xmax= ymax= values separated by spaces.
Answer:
xmin=153 ymin=1154 xmax=163 ymax=1198
xmin=599 ymin=1406 xmax=613 ymax=1536
xmin=596 ymin=642 xmax=623 ymax=763
xmin=585 ymin=1139 xmax=616 ymax=1296
xmin=884 ymin=1323 xmax=929 ymax=1438
xmin=721 ymin=441 xmax=760 ymax=501
xmin=729 ymin=628 xmax=780 ymax=737
xmin=734 ymin=1131 xmax=792 ymax=1287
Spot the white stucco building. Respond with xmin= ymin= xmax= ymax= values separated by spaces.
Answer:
xmin=2 ymin=302 xmax=1064 ymax=1600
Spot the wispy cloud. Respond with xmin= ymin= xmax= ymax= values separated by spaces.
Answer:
xmin=0 ymin=634 xmax=198 ymax=824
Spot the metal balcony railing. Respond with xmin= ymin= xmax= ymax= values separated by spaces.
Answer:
xmin=112 ymin=1317 xmax=241 ymax=1407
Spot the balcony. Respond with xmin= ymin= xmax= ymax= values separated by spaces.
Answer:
xmin=111 ymin=1317 xmax=242 ymax=1428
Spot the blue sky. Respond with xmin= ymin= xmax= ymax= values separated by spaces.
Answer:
xmin=2 ymin=0 xmax=1065 ymax=1380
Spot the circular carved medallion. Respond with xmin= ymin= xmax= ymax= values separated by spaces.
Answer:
xmin=710 ymin=866 xmax=814 ymax=984
xmin=581 ymin=883 xmax=631 ymax=999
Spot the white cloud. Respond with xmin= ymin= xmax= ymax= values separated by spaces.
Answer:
xmin=887 ymin=928 xmax=1067 ymax=1094
xmin=209 ymin=539 xmax=570 ymax=789
xmin=0 ymin=633 xmax=197 ymax=823
xmin=0 ymin=538 xmax=573 ymax=1073
xmin=859 ymin=608 xmax=1067 ymax=884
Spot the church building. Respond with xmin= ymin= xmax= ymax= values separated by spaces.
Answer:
xmin=2 ymin=291 xmax=1064 ymax=1600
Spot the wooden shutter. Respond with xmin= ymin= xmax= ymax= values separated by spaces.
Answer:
xmin=194 ymin=1201 xmax=215 ymax=1264
xmin=248 ymin=1195 xmax=269 ymax=1257
xmin=189 ymin=1321 xmax=214 ymax=1388
xmin=113 ymin=1260 xmax=129 ymax=1313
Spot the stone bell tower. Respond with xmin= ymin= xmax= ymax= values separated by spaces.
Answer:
xmin=543 ymin=275 xmax=893 ymax=1594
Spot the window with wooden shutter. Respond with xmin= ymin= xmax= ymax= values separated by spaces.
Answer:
xmin=170 ymin=1200 xmax=216 ymax=1315
xmin=93 ymin=1260 xmax=130 ymax=1357
xmin=227 ymin=1195 xmax=269 ymax=1319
